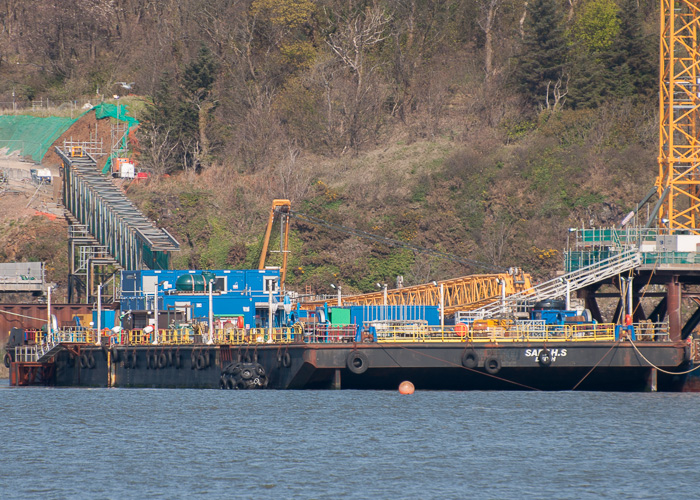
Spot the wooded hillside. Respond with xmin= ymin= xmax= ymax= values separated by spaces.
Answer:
xmin=0 ymin=0 xmax=661 ymax=294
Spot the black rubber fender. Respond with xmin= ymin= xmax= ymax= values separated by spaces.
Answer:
xmin=196 ymin=354 xmax=206 ymax=370
xmin=538 ymin=348 xmax=552 ymax=367
xmin=191 ymin=350 xmax=197 ymax=369
xmin=240 ymin=367 xmax=253 ymax=380
xmin=235 ymin=380 xmax=247 ymax=390
xmin=255 ymin=365 xmax=266 ymax=377
xmin=347 ymin=351 xmax=369 ymax=375
xmin=484 ymin=356 xmax=501 ymax=375
xmin=167 ymin=350 xmax=173 ymax=367
xmin=461 ymin=349 xmax=478 ymax=369
xmin=173 ymin=351 xmax=181 ymax=369
xmin=158 ymin=352 xmax=167 ymax=369
xmin=225 ymin=377 xmax=236 ymax=390
xmin=80 ymin=352 xmax=88 ymax=369
xmin=3 ymin=352 xmax=11 ymax=368
xmin=219 ymin=376 xmax=227 ymax=389
xmin=87 ymin=353 xmax=96 ymax=369
xmin=282 ymin=352 xmax=291 ymax=368
xmin=129 ymin=351 xmax=137 ymax=368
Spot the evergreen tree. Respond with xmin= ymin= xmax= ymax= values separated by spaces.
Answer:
xmin=568 ymin=0 xmax=620 ymax=108
xmin=514 ymin=0 xmax=568 ymax=108
xmin=138 ymin=47 xmax=219 ymax=173
xmin=611 ymin=0 xmax=656 ymax=97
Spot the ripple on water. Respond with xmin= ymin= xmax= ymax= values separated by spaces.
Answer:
xmin=1 ymin=381 xmax=699 ymax=499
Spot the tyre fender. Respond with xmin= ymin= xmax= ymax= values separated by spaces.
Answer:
xmin=461 ymin=349 xmax=478 ymax=369
xmin=538 ymin=348 xmax=552 ymax=367
xmin=484 ymin=356 xmax=501 ymax=375
xmin=346 ymin=351 xmax=369 ymax=375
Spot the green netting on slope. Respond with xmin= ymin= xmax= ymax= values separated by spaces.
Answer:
xmin=92 ymin=103 xmax=140 ymax=174
xmin=93 ymin=103 xmax=139 ymax=128
xmin=0 ymin=115 xmax=79 ymax=162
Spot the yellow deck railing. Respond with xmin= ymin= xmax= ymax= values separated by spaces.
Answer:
xmin=375 ymin=323 xmax=617 ymax=343
xmin=49 ymin=322 xmax=623 ymax=346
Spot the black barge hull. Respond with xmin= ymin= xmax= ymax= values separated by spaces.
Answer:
xmin=9 ymin=341 xmax=691 ymax=391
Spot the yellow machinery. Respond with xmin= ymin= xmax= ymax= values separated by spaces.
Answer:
xmin=258 ymin=199 xmax=292 ymax=287
xmin=258 ymin=199 xmax=533 ymax=315
xmin=658 ymin=0 xmax=700 ymax=232
xmin=299 ymin=271 xmax=532 ymax=316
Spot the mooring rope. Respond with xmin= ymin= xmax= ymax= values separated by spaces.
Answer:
xmin=628 ymin=338 xmax=700 ymax=376
xmin=392 ymin=344 xmax=542 ymax=391
xmin=571 ymin=341 xmax=621 ymax=391
xmin=0 ymin=309 xmax=47 ymax=322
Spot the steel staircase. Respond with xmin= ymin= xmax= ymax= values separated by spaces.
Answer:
xmin=458 ymin=248 xmax=642 ymax=320
xmin=14 ymin=340 xmax=61 ymax=363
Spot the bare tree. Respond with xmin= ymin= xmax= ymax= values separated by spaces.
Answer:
xmin=325 ymin=3 xmax=392 ymax=151
xmin=544 ymin=75 xmax=569 ymax=112
xmin=478 ymin=0 xmax=502 ymax=80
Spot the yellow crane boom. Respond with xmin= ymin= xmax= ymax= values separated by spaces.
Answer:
xmin=299 ymin=271 xmax=532 ymax=316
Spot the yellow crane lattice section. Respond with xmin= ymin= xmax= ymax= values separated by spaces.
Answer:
xmin=658 ymin=0 xmax=700 ymax=232
xmin=300 ymin=273 xmax=532 ymax=316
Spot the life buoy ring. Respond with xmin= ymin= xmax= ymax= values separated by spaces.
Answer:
xmin=3 ymin=352 xmax=11 ymax=368
xmin=282 ymin=352 xmax=291 ymax=368
xmin=226 ymin=378 xmax=236 ymax=390
xmin=240 ymin=367 xmax=253 ymax=380
xmin=538 ymin=349 xmax=552 ymax=367
xmin=461 ymin=349 xmax=478 ymax=369
xmin=158 ymin=352 xmax=167 ymax=369
xmin=196 ymin=354 xmax=206 ymax=370
xmin=484 ymin=356 xmax=501 ymax=374
xmin=347 ymin=351 xmax=369 ymax=374
xmin=110 ymin=346 xmax=119 ymax=363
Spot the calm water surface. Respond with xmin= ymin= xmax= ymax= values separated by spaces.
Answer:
xmin=1 ymin=379 xmax=699 ymax=499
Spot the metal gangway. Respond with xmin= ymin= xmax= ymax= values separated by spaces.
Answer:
xmin=57 ymin=146 xmax=179 ymax=271
xmin=457 ymin=248 xmax=642 ymax=321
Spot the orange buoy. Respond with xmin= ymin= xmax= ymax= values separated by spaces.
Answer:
xmin=399 ymin=381 xmax=415 ymax=394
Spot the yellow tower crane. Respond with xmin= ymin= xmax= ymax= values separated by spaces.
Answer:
xmin=658 ymin=0 xmax=700 ymax=232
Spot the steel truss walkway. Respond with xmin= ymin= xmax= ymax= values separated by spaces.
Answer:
xmin=458 ymin=249 xmax=642 ymax=321
xmin=56 ymin=147 xmax=179 ymax=301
